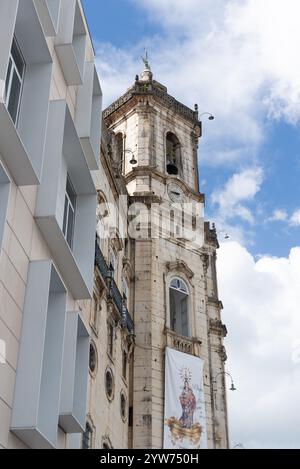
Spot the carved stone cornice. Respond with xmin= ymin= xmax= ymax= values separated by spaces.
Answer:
xmin=209 ymin=318 xmax=227 ymax=338
xmin=129 ymin=193 xmax=163 ymax=207
xmin=166 ymin=260 xmax=194 ymax=280
xmin=208 ymin=297 xmax=224 ymax=310
xmin=125 ymin=167 xmax=205 ymax=204
xmin=103 ymin=80 xmax=200 ymax=126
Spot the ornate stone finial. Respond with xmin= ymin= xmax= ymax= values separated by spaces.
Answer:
xmin=142 ymin=49 xmax=151 ymax=71
xmin=140 ymin=49 xmax=153 ymax=82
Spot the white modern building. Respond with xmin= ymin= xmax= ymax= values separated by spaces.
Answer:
xmin=0 ymin=0 xmax=230 ymax=450
xmin=0 ymin=0 xmax=102 ymax=449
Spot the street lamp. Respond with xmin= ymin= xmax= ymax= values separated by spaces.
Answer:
xmin=125 ymin=149 xmax=138 ymax=166
xmin=211 ymin=223 xmax=230 ymax=240
xmin=214 ymin=371 xmax=237 ymax=391
xmin=115 ymin=149 xmax=137 ymax=178
xmin=199 ymin=112 xmax=215 ymax=121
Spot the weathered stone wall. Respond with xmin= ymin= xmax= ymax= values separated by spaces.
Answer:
xmin=105 ymin=80 xmax=229 ymax=449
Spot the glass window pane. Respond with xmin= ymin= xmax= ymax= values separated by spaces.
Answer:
xmin=11 ymin=37 xmax=25 ymax=78
xmin=170 ymin=289 xmax=176 ymax=331
xmin=7 ymin=70 xmax=22 ymax=124
xmin=62 ymin=196 xmax=68 ymax=237
xmin=181 ymin=297 xmax=188 ymax=337
xmin=4 ymin=59 xmax=12 ymax=100
xmin=66 ymin=176 xmax=76 ymax=209
xmin=67 ymin=207 xmax=75 ymax=248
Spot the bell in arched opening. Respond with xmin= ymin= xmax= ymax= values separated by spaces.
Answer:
xmin=166 ymin=132 xmax=181 ymax=176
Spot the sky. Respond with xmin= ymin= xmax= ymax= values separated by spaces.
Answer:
xmin=83 ymin=0 xmax=300 ymax=448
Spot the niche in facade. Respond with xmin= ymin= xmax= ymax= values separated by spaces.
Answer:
xmin=166 ymin=132 xmax=181 ymax=176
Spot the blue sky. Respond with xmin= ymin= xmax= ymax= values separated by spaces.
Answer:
xmin=83 ymin=0 xmax=300 ymax=449
xmin=83 ymin=0 xmax=300 ymax=260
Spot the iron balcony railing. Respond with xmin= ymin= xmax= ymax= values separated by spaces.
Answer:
xmin=95 ymin=238 xmax=134 ymax=334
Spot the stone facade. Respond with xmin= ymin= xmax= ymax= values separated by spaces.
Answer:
xmin=103 ymin=66 xmax=229 ymax=449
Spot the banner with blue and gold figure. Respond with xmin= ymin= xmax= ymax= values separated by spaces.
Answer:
xmin=163 ymin=347 xmax=207 ymax=449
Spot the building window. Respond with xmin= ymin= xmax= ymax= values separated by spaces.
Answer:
xmin=62 ymin=174 xmax=76 ymax=249
xmin=122 ymin=350 xmax=127 ymax=381
xmin=82 ymin=422 xmax=93 ymax=449
xmin=166 ymin=132 xmax=181 ymax=176
xmin=107 ymin=321 xmax=114 ymax=358
xmin=105 ymin=367 xmax=114 ymax=401
xmin=169 ymin=277 xmax=189 ymax=337
xmin=5 ymin=37 xmax=25 ymax=125
xmin=120 ymin=391 xmax=127 ymax=421
xmin=89 ymin=341 xmax=98 ymax=375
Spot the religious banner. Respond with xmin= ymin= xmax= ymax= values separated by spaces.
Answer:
xmin=163 ymin=347 xmax=207 ymax=449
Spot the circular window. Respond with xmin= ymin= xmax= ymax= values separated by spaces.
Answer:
xmin=89 ymin=342 xmax=98 ymax=375
xmin=105 ymin=367 xmax=114 ymax=401
xmin=120 ymin=391 xmax=127 ymax=421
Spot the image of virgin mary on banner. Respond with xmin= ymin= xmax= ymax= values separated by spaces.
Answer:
xmin=163 ymin=347 xmax=207 ymax=449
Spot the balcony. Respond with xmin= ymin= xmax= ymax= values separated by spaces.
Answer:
xmin=165 ymin=327 xmax=202 ymax=357
xmin=95 ymin=238 xmax=134 ymax=334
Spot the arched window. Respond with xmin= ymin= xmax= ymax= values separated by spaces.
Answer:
xmin=169 ymin=277 xmax=189 ymax=337
xmin=166 ymin=132 xmax=181 ymax=176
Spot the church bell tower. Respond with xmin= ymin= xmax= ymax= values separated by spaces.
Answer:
xmin=103 ymin=57 xmax=229 ymax=449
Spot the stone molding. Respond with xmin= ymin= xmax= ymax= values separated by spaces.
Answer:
xmin=165 ymin=259 xmax=194 ymax=280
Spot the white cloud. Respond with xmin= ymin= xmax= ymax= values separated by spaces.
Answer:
xmin=95 ymin=0 xmax=300 ymax=166
xmin=290 ymin=209 xmax=300 ymax=226
xmin=211 ymin=167 xmax=264 ymax=225
xmin=218 ymin=242 xmax=300 ymax=448
xmin=269 ymin=209 xmax=288 ymax=222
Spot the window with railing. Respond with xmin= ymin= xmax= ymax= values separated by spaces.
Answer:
xmin=169 ymin=277 xmax=190 ymax=337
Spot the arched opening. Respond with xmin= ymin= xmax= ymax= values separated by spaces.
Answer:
xmin=166 ymin=132 xmax=181 ymax=176
xmin=169 ymin=277 xmax=189 ymax=337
